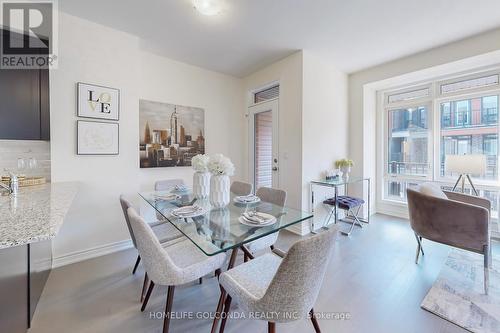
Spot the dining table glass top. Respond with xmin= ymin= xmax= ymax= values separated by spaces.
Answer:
xmin=139 ymin=190 xmax=313 ymax=256
xmin=311 ymin=176 xmax=368 ymax=186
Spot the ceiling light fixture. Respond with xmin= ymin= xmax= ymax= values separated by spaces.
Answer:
xmin=193 ymin=0 xmax=222 ymax=16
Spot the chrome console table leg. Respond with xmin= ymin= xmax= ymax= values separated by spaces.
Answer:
xmin=310 ymin=183 xmax=317 ymax=234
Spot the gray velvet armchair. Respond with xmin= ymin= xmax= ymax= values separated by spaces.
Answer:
xmin=407 ymin=183 xmax=492 ymax=294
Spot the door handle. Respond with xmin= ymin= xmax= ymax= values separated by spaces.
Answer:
xmin=272 ymin=167 xmax=278 ymax=171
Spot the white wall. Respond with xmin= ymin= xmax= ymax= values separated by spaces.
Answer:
xmin=349 ymin=28 xmax=500 ymax=213
xmin=301 ymin=51 xmax=348 ymax=230
xmin=242 ymin=51 xmax=349 ymax=234
xmin=50 ymin=13 xmax=244 ymax=261
xmin=242 ymin=52 xmax=304 ymax=210
xmin=50 ymin=13 xmax=350 ymax=260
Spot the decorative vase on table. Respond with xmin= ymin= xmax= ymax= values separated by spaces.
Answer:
xmin=341 ymin=166 xmax=351 ymax=182
xmin=208 ymin=154 xmax=235 ymax=209
xmin=193 ymin=171 xmax=210 ymax=199
xmin=209 ymin=175 xmax=230 ymax=208
xmin=191 ymin=154 xmax=211 ymax=199
xmin=335 ymin=158 xmax=354 ymax=183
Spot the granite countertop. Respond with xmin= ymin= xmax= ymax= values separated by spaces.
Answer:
xmin=0 ymin=182 xmax=78 ymax=249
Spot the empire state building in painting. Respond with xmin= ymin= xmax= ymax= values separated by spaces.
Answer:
xmin=139 ymin=100 xmax=205 ymax=168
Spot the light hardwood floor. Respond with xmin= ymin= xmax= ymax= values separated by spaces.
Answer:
xmin=30 ymin=214 xmax=498 ymax=333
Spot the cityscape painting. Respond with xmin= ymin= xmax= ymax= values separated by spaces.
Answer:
xmin=139 ymin=99 xmax=205 ymax=168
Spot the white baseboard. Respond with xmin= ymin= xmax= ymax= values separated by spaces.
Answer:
xmin=52 ymin=239 xmax=133 ymax=269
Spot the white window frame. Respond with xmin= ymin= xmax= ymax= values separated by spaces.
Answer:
xmin=379 ymin=69 xmax=500 ymax=206
xmin=381 ymin=84 xmax=433 ymax=203
xmin=433 ymin=88 xmax=500 ymax=187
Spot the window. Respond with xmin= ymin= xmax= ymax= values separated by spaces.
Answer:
xmin=439 ymin=95 xmax=499 ymax=180
xmin=254 ymin=111 xmax=273 ymax=188
xmin=382 ymin=70 xmax=500 ymax=205
xmin=387 ymin=87 xmax=430 ymax=104
xmin=254 ymin=85 xmax=279 ymax=104
xmin=440 ymin=74 xmax=499 ymax=94
xmin=387 ymin=106 xmax=429 ymax=177
xmin=482 ymin=96 xmax=498 ymax=124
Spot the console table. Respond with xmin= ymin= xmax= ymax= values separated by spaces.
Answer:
xmin=309 ymin=177 xmax=370 ymax=232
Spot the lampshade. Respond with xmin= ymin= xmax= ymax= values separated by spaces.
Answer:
xmin=445 ymin=154 xmax=486 ymax=176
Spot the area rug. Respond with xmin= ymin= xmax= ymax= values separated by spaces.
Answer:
xmin=421 ymin=250 xmax=500 ymax=333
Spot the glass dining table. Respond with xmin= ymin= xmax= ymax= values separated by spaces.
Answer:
xmin=139 ymin=189 xmax=313 ymax=259
xmin=140 ymin=189 xmax=313 ymax=333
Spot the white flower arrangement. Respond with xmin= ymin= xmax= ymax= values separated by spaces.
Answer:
xmin=191 ymin=154 xmax=210 ymax=173
xmin=208 ymin=154 xmax=235 ymax=176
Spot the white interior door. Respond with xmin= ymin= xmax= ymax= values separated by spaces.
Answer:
xmin=248 ymin=98 xmax=279 ymax=191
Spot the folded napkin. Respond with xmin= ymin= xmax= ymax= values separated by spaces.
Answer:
xmin=154 ymin=193 xmax=179 ymax=201
xmin=173 ymin=185 xmax=188 ymax=191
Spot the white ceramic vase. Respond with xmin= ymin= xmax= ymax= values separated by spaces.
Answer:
xmin=209 ymin=174 xmax=230 ymax=208
xmin=193 ymin=171 xmax=210 ymax=199
xmin=341 ymin=166 xmax=351 ymax=181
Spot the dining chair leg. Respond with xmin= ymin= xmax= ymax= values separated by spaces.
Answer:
xmin=218 ymin=295 xmax=232 ymax=333
xmin=268 ymin=322 xmax=276 ymax=333
xmin=244 ymin=253 xmax=248 ymax=262
xmin=141 ymin=281 xmax=155 ymax=312
xmin=199 ymin=277 xmax=203 ymax=284
xmin=132 ymin=255 xmax=141 ymax=274
xmin=163 ymin=286 xmax=175 ymax=333
xmin=141 ymin=273 xmax=149 ymax=302
xmin=211 ymin=288 xmax=227 ymax=333
xmin=215 ymin=268 xmax=221 ymax=279
xmin=309 ymin=308 xmax=321 ymax=333
xmin=484 ymin=245 xmax=490 ymax=295
xmin=211 ymin=248 xmax=239 ymax=333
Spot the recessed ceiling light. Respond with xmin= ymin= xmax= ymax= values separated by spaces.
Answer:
xmin=193 ymin=0 xmax=222 ymax=16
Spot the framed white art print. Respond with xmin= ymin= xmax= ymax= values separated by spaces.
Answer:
xmin=77 ymin=120 xmax=119 ymax=155
xmin=77 ymin=82 xmax=120 ymax=121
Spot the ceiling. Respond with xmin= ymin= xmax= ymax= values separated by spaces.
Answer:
xmin=59 ymin=0 xmax=500 ymax=77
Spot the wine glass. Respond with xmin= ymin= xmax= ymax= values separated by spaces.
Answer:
xmin=28 ymin=158 xmax=37 ymax=180
xmin=17 ymin=158 xmax=25 ymax=177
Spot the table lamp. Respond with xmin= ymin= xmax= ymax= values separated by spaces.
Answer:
xmin=444 ymin=154 xmax=486 ymax=195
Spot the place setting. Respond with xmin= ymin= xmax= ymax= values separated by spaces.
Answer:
xmin=238 ymin=210 xmax=277 ymax=227
xmin=233 ymin=194 xmax=261 ymax=205
xmin=170 ymin=184 xmax=190 ymax=193
xmin=170 ymin=204 xmax=208 ymax=219
xmin=153 ymin=193 xmax=181 ymax=201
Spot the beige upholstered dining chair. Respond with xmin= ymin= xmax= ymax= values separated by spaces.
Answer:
xmin=244 ymin=187 xmax=287 ymax=259
xmin=154 ymin=178 xmax=185 ymax=191
xmin=215 ymin=225 xmax=339 ymax=333
xmin=407 ymin=182 xmax=492 ymax=294
xmin=119 ymin=195 xmax=183 ymax=274
xmin=127 ymin=208 xmax=226 ymax=333
xmin=230 ymin=181 xmax=253 ymax=196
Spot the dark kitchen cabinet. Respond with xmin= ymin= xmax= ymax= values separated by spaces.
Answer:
xmin=0 ymin=29 xmax=50 ymax=140
xmin=0 ymin=240 xmax=53 ymax=333
xmin=28 ymin=240 xmax=52 ymax=325
xmin=0 ymin=244 xmax=29 ymax=333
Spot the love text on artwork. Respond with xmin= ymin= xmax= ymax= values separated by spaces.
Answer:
xmin=87 ymin=90 xmax=111 ymax=113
